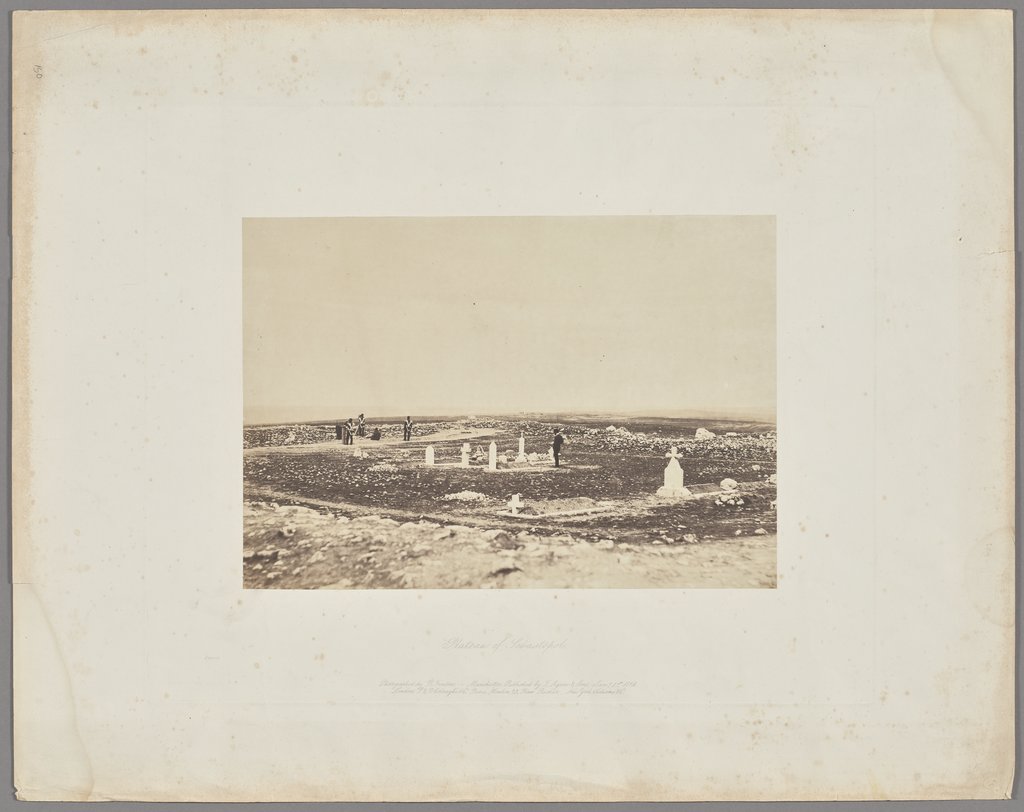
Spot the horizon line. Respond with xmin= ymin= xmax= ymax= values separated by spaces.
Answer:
xmin=243 ymin=408 xmax=778 ymax=428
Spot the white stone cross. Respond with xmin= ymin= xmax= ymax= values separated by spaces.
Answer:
xmin=657 ymin=446 xmax=691 ymax=498
xmin=507 ymin=493 xmax=522 ymax=515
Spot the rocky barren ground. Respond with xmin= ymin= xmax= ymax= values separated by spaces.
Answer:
xmin=243 ymin=415 xmax=777 ymax=589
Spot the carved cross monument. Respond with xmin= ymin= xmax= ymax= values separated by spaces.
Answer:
xmin=656 ymin=446 xmax=692 ymax=498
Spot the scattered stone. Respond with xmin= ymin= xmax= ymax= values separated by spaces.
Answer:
xmin=487 ymin=566 xmax=523 ymax=578
xmin=720 ymin=478 xmax=739 ymax=491
xmin=278 ymin=525 xmax=296 ymax=538
xmin=242 ymin=548 xmax=256 ymax=560
xmin=754 ymin=528 xmax=768 ymax=536
xmin=483 ymin=529 xmax=514 ymax=547
xmin=441 ymin=490 xmax=490 ymax=502
xmin=682 ymin=533 xmax=699 ymax=544
xmin=767 ymin=473 xmax=777 ymax=485
xmin=695 ymin=427 xmax=717 ymax=440
xmin=309 ymin=551 xmax=326 ymax=563
xmin=594 ymin=539 xmax=614 ymax=550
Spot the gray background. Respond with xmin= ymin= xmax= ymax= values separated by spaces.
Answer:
xmin=1 ymin=0 xmax=1019 ymax=808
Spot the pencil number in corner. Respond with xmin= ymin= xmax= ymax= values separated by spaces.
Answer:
xmin=32 ymin=64 xmax=42 ymax=79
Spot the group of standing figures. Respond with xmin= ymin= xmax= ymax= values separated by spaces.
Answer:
xmin=335 ymin=414 xmax=414 ymax=444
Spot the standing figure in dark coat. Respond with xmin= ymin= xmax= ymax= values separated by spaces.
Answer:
xmin=403 ymin=416 xmax=413 ymax=442
xmin=344 ymin=418 xmax=354 ymax=445
xmin=370 ymin=427 xmax=382 ymax=441
xmin=335 ymin=422 xmax=343 ymax=440
xmin=552 ymin=428 xmax=566 ymax=467
xmin=357 ymin=414 xmax=366 ymax=437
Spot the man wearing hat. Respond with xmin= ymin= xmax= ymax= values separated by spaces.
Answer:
xmin=552 ymin=428 xmax=566 ymax=468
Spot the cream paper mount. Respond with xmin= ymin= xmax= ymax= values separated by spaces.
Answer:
xmin=12 ymin=9 xmax=1015 ymax=802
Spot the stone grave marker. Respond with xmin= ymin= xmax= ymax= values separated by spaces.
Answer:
xmin=657 ymin=447 xmax=692 ymax=498
xmin=488 ymin=441 xmax=497 ymax=471
xmin=461 ymin=443 xmax=471 ymax=467
xmin=425 ymin=446 xmax=435 ymax=466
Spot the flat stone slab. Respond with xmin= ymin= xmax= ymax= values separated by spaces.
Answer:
xmin=497 ymin=505 xmax=619 ymax=519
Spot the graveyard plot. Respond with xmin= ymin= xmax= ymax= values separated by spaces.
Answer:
xmin=243 ymin=416 xmax=777 ymax=589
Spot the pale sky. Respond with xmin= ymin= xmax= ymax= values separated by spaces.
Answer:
xmin=243 ymin=216 xmax=775 ymax=424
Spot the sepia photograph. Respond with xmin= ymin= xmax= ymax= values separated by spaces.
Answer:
xmin=243 ymin=215 xmax=776 ymax=589
xmin=13 ymin=7 xmax=1013 ymax=802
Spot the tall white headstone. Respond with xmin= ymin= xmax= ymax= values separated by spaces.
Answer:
xmin=516 ymin=433 xmax=528 ymax=463
xmin=425 ymin=445 xmax=435 ymax=466
xmin=488 ymin=441 xmax=498 ymax=471
xmin=657 ymin=447 xmax=692 ymax=498
xmin=461 ymin=443 xmax=471 ymax=468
